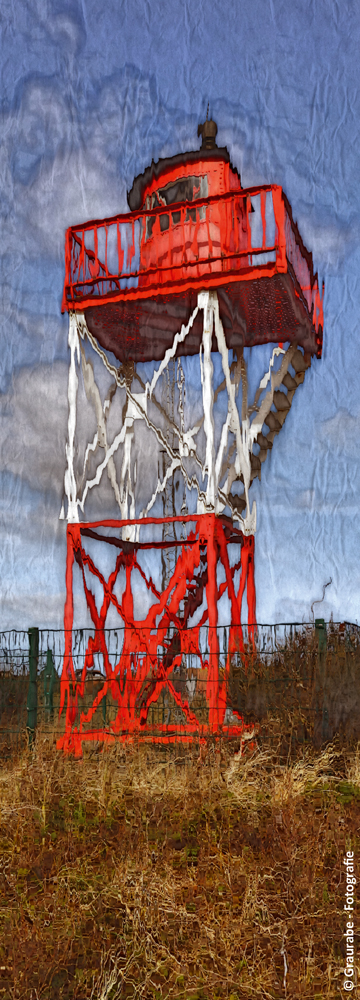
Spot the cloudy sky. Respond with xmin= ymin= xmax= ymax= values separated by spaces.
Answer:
xmin=1 ymin=0 xmax=360 ymax=630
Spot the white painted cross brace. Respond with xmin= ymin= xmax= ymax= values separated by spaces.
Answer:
xmin=62 ymin=295 xmax=298 ymax=533
xmin=63 ymin=312 xmax=80 ymax=524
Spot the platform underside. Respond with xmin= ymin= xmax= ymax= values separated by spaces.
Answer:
xmin=85 ymin=271 xmax=320 ymax=364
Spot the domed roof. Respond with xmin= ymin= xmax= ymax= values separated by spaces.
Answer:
xmin=127 ymin=116 xmax=240 ymax=211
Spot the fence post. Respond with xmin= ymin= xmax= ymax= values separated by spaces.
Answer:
xmin=315 ymin=618 xmax=327 ymax=655
xmin=44 ymin=650 xmax=56 ymax=722
xmin=27 ymin=627 xmax=39 ymax=746
xmin=102 ymin=692 xmax=107 ymax=727
xmin=315 ymin=618 xmax=330 ymax=742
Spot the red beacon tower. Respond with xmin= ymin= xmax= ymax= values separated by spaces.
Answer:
xmin=59 ymin=114 xmax=324 ymax=755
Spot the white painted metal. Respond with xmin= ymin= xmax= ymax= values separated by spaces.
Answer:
xmin=63 ymin=312 xmax=80 ymax=523
xmin=62 ymin=293 xmax=300 ymax=533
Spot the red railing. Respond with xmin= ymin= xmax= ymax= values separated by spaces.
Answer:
xmin=62 ymin=184 xmax=323 ymax=333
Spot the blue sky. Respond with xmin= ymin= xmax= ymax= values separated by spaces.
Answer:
xmin=1 ymin=0 xmax=360 ymax=629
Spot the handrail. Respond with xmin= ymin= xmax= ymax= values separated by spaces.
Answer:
xmin=66 ymin=183 xmax=282 ymax=234
xmin=63 ymin=185 xmax=324 ymax=340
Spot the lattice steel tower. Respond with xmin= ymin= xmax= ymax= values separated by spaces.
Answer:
xmin=58 ymin=116 xmax=324 ymax=754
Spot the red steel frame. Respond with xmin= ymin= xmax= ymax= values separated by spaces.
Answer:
xmin=57 ymin=514 xmax=257 ymax=756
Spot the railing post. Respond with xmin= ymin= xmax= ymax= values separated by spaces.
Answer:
xmin=272 ymin=186 xmax=287 ymax=273
xmin=62 ymin=227 xmax=72 ymax=311
xmin=27 ymin=627 xmax=39 ymax=746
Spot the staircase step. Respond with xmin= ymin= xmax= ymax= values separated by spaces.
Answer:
xmin=273 ymin=389 xmax=291 ymax=411
xmin=291 ymin=349 xmax=311 ymax=374
xmin=282 ymin=372 xmax=298 ymax=391
xmin=265 ymin=410 xmax=281 ymax=433
xmin=257 ymin=431 xmax=273 ymax=450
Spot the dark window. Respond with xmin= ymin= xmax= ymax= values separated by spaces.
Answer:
xmin=154 ymin=174 xmax=208 ymax=207
xmin=145 ymin=176 xmax=209 ymax=240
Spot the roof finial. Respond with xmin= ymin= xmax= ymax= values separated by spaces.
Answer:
xmin=198 ymin=106 xmax=218 ymax=150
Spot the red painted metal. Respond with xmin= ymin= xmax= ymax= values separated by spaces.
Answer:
xmin=62 ymin=184 xmax=323 ymax=359
xmin=57 ymin=515 xmax=257 ymax=756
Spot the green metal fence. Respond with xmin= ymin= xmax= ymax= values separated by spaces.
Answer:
xmin=0 ymin=620 xmax=359 ymax=756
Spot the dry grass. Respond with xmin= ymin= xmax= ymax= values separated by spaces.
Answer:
xmin=0 ymin=722 xmax=359 ymax=999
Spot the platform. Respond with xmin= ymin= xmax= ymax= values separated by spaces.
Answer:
xmin=63 ymin=185 xmax=324 ymax=362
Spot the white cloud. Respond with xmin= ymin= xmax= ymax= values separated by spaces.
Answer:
xmin=294 ymin=218 xmax=354 ymax=272
xmin=0 ymin=353 xmax=172 ymax=517
xmin=319 ymin=408 xmax=360 ymax=454
xmin=297 ymin=488 xmax=315 ymax=509
xmin=0 ymin=361 xmax=68 ymax=495
xmin=0 ymin=68 xmax=178 ymax=268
